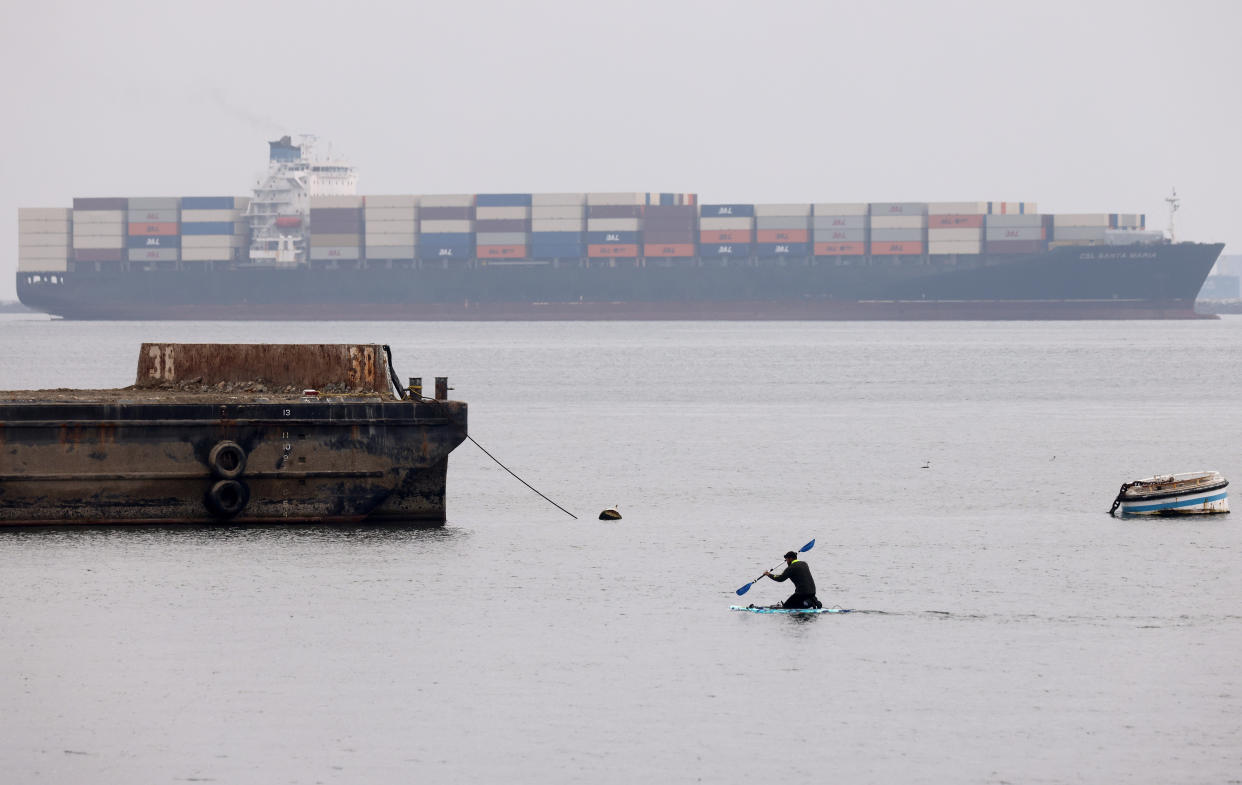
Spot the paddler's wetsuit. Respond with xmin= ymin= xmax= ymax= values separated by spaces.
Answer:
xmin=769 ymin=559 xmax=821 ymax=609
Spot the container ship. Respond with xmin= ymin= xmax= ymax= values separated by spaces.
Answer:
xmin=15 ymin=136 xmax=1224 ymax=320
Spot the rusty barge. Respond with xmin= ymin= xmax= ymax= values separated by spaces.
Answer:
xmin=0 ymin=343 xmax=468 ymax=526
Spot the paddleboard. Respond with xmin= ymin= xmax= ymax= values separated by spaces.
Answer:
xmin=730 ymin=604 xmax=851 ymax=614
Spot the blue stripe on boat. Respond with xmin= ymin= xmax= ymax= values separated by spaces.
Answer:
xmin=1123 ymin=491 xmax=1227 ymax=513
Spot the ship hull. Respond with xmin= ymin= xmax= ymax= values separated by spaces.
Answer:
xmin=17 ymin=242 xmax=1224 ymax=321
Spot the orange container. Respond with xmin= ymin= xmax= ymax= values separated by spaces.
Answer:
xmin=813 ymin=242 xmax=865 ymax=256
xmin=588 ymin=244 xmax=639 ymax=257
xmin=128 ymin=222 xmax=178 ymax=236
xmin=929 ymin=214 xmax=984 ymax=228
xmin=870 ymin=241 xmax=925 ymax=255
xmin=477 ymin=244 xmax=527 ymax=258
xmin=699 ymin=230 xmax=753 ymax=243
xmin=643 ymin=243 xmax=696 ymax=257
xmin=757 ymin=229 xmax=809 ymax=243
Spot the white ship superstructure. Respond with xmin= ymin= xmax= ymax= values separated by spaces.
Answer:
xmin=244 ymin=135 xmax=357 ymax=266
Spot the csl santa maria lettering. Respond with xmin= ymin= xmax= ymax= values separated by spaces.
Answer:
xmin=1078 ymin=251 xmax=1159 ymax=261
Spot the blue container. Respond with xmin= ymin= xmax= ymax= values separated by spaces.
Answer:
xmin=419 ymin=232 xmax=473 ymax=245
xmin=700 ymin=243 xmax=751 ymax=257
xmin=700 ymin=204 xmax=755 ymax=218
xmin=419 ymin=243 xmax=475 ymax=261
xmin=126 ymin=235 xmax=181 ymax=249
xmin=531 ymin=231 xmax=583 ymax=244
xmin=530 ymin=244 xmax=584 ymax=259
xmin=756 ymin=242 xmax=809 ymax=257
xmin=475 ymin=193 xmax=533 ymax=207
xmin=181 ymin=196 xmax=235 ymax=210
xmin=181 ymin=222 xmax=235 ymax=235
xmin=586 ymin=231 xmax=638 ymax=244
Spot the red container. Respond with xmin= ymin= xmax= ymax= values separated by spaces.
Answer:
xmin=588 ymin=244 xmax=639 ymax=257
xmin=757 ymin=229 xmax=809 ymax=243
xmin=813 ymin=242 xmax=865 ymax=256
xmin=128 ymin=222 xmax=178 ymax=236
xmin=477 ymin=244 xmax=527 ymax=258
xmin=870 ymin=241 xmax=925 ymax=255
xmin=643 ymin=243 xmax=696 ymax=258
xmin=929 ymin=214 xmax=984 ymax=228
xmin=700 ymin=230 xmax=753 ymax=243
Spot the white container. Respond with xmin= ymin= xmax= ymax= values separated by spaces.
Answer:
xmin=586 ymin=192 xmax=647 ymax=206
xmin=72 ymin=210 xmax=124 ymax=224
xmin=420 ymin=219 xmax=475 ymax=233
xmin=17 ymin=233 xmax=70 ymax=247
xmin=986 ymin=226 xmax=1044 ymax=241
xmin=1053 ymin=213 xmax=1110 ymax=227
xmin=72 ymin=235 xmax=126 ymax=249
xmin=928 ymin=202 xmax=989 ymax=215
xmin=476 ymin=232 xmax=528 ymax=245
xmin=586 ymin=218 xmax=642 ymax=231
xmin=181 ymin=235 xmax=245 ymax=249
xmin=18 ymin=207 xmax=71 ymax=221
xmin=18 ymin=243 xmax=70 ymax=256
xmin=929 ymin=240 xmax=983 ymax=255
xmin=19 ymin=219 xmax=71 ymax=235
xmin=870 ymin=202 xmax=927 ymax=216
xmin=756 ymin=216 xmax=809 ymax=230
xmin=18 ymin=255 xmax=68 ymax=272
xmin=928 ymin=227 xmax=982 ymax=241
xmin=699 ymin=216 xmax=753 ymax=230
xmin=365 ymin=194 xmax=420 ymax=208
xmin=310 ymin=195 xmax=364 ymax=209
xmin=309 ymin=246 xmax=362 ymax=261
xmin=813 ymin=203 xmax=868 ymax=216
xmin=986 ymin=214 xmax=1043 ymax=228
xmin=531 ymin=218 xmax=585 ymax=232
xmin=181 ymin=248 xmax=236 ymax=262
xmin=127 ymin=209 xmax=178 ymax=223
xmin=871 ymin=215 xmax=926 ymax=229
xmin=364 ymin=245 xmax=417 ymax=259
xmin=310 ymin=233 xmax=361 ymax=246
xmin=476 ymin=205 xmax=530 ymax=220
xmin=754 ymin=203 xmax=812 ymax=217
xmin=419 ymin=194 xmax=474 ymax=208
xmin=364 ymin=207 xmax=418 ymax=223
xmin=532 ymin=193 xmax=586 ymax=206
xmin=366 ymin=232 xmax=418 ymax=246
xmin=366 ymin=221 xmax=417 ymax=237
xmin=128 ymin=248 xmax=179 ymax=263
xmin=812 ymin=215 xmax=865 ymax=230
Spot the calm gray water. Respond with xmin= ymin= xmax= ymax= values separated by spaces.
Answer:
xmin=2 ymin=315 xmax=1240 ymax=784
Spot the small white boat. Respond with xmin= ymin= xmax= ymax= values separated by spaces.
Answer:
xmin=1109 ymin=470 xmax=1230 ymax=516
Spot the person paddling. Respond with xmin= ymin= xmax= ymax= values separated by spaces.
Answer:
xmin=764 ymin=551 xmax=822 ymax=609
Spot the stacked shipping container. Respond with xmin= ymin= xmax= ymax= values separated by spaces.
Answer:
xmin=928 ymin=202 xmax=985 ymax=256
xmin=755 ymin=204 xmax=811 ymax=258
xmin=181 ymin=196 xmax=247 ymax=263
xmin=475 ymin=194 xmax=531 ymax=261
xmin=643 ymin=204 xmax=696 ymax=259
xmin=531 ymin=193 xmax=586 ymax=260
xmin=699 ymin=204 xmax=754 ymax=259
xmin=419 ymin=195 xmax=474 ymax=262
xmin=126 ymin=197 xmax=180 ymax=266
xmin=812 ymin=204 xmax=867 ymax=257
xmin=869 ymin=203 xmax=927 ymax=256
xmin=587 ymin=193 xmax=645 ymax=260
xmin=72 ymin=198 xmax=127 ymax=266
xmin=310 ymin=195 xmax=364 ymax=263
xmin=364 ymin=195 xmax=418 ymax=261
xmin=17 ymin=208 xmax=72 ymax=273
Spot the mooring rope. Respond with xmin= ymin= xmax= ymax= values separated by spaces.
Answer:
xmin=466 ymin=434 xmax=578 ymax=520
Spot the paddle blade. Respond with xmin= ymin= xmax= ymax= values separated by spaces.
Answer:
xmin=800 ymin=539 xmax=816 ymax=553
xmin=736 ymin=581 xmax=753 ymax=596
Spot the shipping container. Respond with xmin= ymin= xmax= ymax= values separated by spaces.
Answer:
xmin=364 ymin=194 xmax=420 ymax=209
xmin=586 ymin=193 xmax=647 ymax=206
xmin=985 ymin=240 xmax=1044 ymax=254
xmin=181 ymin=222 xmax=238 ymax=235
xmin=987 ymin=201 xmax=1037 ymax=214
xmin=870 ymin=202 xmax=927 ymax=216
xmin=927 ymin=227 xmax=982 ymax=242
xmin=642 ymin=243 xmax=696 ymax=257
xmin=530 ymin=244 xmax=583 ymax=259
xmin=128 ymin=197 xmax=179 ymax=211
xmin=17 ymin=231 xmax=70 ymax=246
xmin=18 ymin=256 xmax=68 ymax=273
xmin=531 ymin=205 xmax=583 ymax=220
xmin=587 ymin=218 xmax=642 ymax=232
xmin=812 ymin=229 xmax=866 ymax=242
xmin=181 ymin=247 xmax=238 ymax=262
xmin=17 ymin=243 xmax=69 ymax=256
xmin=699 ymin=243 xmax=751 ymax=257
xmin=74 ymin=249 xmax=124 ymax=262
xmin=72 ymin=210 xmax=124 ymax=224
xmin=699 ymin=216 xmax=753 ymax=231
xmin=700 ymin=230 xmax=754 ymax=244
xmin=588 ymin=205 xmax=644 ymax=219
xmin=811 ymin=215 xmax=865 ymax=230
xmin=587 ymin=244 xmax=639 ymax=257
xmin=755 ymin=217 xmax=810 ymax=231
xmin=531 ymin=218 xmax=585 ymax=232
xmin=531 ymin=231 xmax=584 ymax=244
xmin=475 ymin=193 xmax=533 ymax=208
xmin=310 ymin=234 xmax=362 ymax=247
xmin=1052 ymin=226 xmax=1109 ymax=241
xmin=813 ymin=242 xmax=866 ymax=255
xmin=642 ymin=229 xmax=697 ymax=244
xmin=181 ymin=209 xmax=242 ymax=223
xmin=127 ymin=222 xmax=179 ymax=236
xmin=928 ymin=214 xmax=984 ymax=228
xmin=180 ymin=196 xmax=237 ymax=210
xmin=71 ymin=235 xmax=125 ymax=249
xmin=419 ymin=232 xmax=474 ymax=245
xmin=476 ymin=232 xmax=528 ymax=245
xmin=928 ymin=202 xmax=989 ymax=215
xmin=475 ymin=219 xmax=530 ymax=233
xmin=127 ymin=248 xmax=179 ymax=263
xmin=309 ymin=246 xmax=362 ymax=261
xmin=756 ymin=229 xmax=810 ymax=244
xmin=127 ymin=209 xmax=178 ymax=223
xmin=985 ymin=226 xmax=1044 ymax=241
xmin=587 ymin=231 xmax=639 ymax=244
xmin=309 ymin=195 xmax=364 ymax=209
xmin=366 ymin=232 xmax=418 ymax=246
xmin=18 ymin=207 xmax=72 ymax=221
xmin=418 ymin=244 xmax=473 ymax=261
xmin=813 ymin=203 xmax=868 ymax=216
xmin=531 ymin=193 xmax=586 ymax=206
xmin=985 ymin=214 xmax=1043 ymax=228
xmin=928 ymin=241 xmax=984 ymax=255
xmin=363 ymin=245 xmax=417 ymax=259
xmin=870 ymin=229 xmax=925 ymax=242
xmin=477 ymin=244 xmax=527 ymax=258
xmin=420 ymin=206 xmax=475 ymax=221
xmin=870 ymin=215 xmax=926 ymax=229
xmin=311 ymin=218 xmax=364 ymax=233
xmin=181 ymin=235 xmax=245 ymax=249
xmin=643 ymin=216 xmax=696 ymax=232
xmin=366 ymin=221 xmax=417 ymax=237
xmin=644 ymin=205 xmax=696 ymax=218
xmin=126 ymin=235 xmax=180 ymax=249
xmin=754 ymin=203 xmax=812 ymax=217
xmin=756 ymin=243 xmax=811 ymax=256
xmin=700 ymin=204 xmax=755 ymax=217
xmin=475 ymin=205 xmax=530 ymax=221
xmin=421 ymin=219 xmax=475 ymax=233
xmin=1052 ymin=213 xmax=1110 ymax=227
xmin=870 ymin=241 xmax=925 ymax=255
xmin=18 ymin=219 xmax=71 ymax=234
xmin=72 ymin=197 xmax=128 ymax=211
xmin=364 ymin=207 xmax=418 ymax=223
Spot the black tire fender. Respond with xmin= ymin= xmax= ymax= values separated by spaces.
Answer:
xmin=208 ymin=440 xmax=247 ymax=479
xmin=205 ymin=479 xmax=249 ymax=519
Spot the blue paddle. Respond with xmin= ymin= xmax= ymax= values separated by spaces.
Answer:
xmin=735 ymin=539 xmax=815 ymax=596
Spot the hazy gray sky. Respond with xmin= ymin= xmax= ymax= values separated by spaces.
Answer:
xmin=2 ymin=0 xmax=1238 ymax=300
